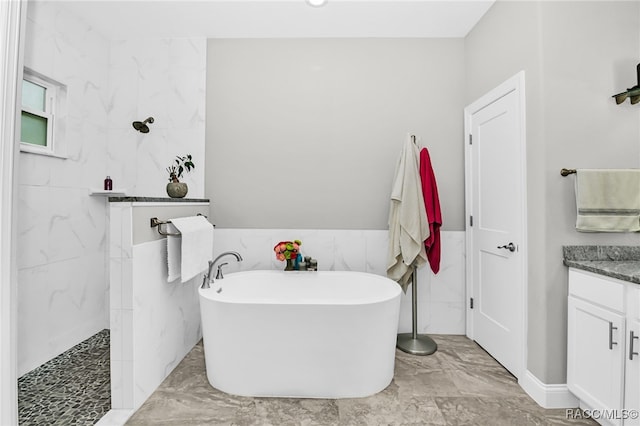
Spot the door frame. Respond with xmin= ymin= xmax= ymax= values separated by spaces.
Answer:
xmin=464 ymin=71 xmax=528 ymax=380
xmin=0 ymin=0 xmax=25 ymax=424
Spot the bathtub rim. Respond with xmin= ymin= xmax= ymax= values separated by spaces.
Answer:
xmin=198 ymin=269 xmax=402 ymax=306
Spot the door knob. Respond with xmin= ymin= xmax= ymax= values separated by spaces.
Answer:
xmin=497 ymin=242 xmax=516 ymax=252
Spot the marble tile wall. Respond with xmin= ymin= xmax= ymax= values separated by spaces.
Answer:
xmin=212 ymin=229 xmax=466 ymax=335
xmin=106 ymin=36 xmax=207 ymax=396
xmin=106 ymin=38 xmax=206 ymax=198
xmin=18 ymin=1 xmax=111 ymax=376
xmin=109 ymin=202 xmax=205 ymax=410
xmin=19 ymin=1 xmax=208 ymax=377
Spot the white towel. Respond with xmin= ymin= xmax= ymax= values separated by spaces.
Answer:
xmin=166 ymin=216 xmax=214 ymax=283
xmin=166 ymin=223 xmax=182 ymax=282
xmin=575 ymin=169 xmax=640 ymax=232
xmin=387 ymin=134 xmax=430 ymax=291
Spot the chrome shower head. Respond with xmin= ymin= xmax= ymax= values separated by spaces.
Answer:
xmin=132 ymin=117 xmax=154 ymax=133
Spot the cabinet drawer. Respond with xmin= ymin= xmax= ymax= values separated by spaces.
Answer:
xmin=569 ymin=269 xmax=625 ymax=312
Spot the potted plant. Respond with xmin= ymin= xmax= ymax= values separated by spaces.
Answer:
xmin=166 ymin=154 xmax=195 ymax=198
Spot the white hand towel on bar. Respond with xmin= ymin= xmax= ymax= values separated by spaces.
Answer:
xmin=166 ymin=216 xmax=214 ymax=282
xmin=166 ymin=223 xmax=181 ymax=282
xmin=575 ymin=169 xmax=640 ymax=232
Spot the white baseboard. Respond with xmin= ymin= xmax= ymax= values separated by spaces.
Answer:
xmin=519 ymin=370 xmax=580 ymax=409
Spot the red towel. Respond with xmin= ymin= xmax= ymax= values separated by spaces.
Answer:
xmin=419 ymin=147 xmax=442 ymax=274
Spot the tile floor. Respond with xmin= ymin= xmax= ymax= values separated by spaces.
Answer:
xmin=126 ymin=335 xmax=597 ymax=425
xmin=18 ymin=329 xmax=111 ymax=425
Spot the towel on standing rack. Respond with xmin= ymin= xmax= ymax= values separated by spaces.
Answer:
xmin=574 ymin=169 xmax=640 ymax=232
xmin=166 ymin=216 xmax=214 ymax=282
xmin=419 ymin=147 xmax=442 ymax=274
xmin=387 ymin=134 xmax=430 ymax=292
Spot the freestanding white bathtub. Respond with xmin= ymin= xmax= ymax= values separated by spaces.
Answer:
xmin=198 ymin=270 xmax=401 ymax=399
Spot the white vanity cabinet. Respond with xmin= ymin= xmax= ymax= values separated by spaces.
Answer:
xmin=567 ymin=269 xmax=640 ymax=426
xmin=625 ymin=286 xmax=640 ymax=426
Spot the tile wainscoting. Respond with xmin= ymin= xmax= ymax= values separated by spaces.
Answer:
xmin=109 ymin=201 xmax=207 ymax=410
xmin=212 ymin=229 xmax=466 ymax=335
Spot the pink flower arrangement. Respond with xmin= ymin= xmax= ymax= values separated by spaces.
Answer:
xmin=273 ymin=240 xmax=302 ymax=261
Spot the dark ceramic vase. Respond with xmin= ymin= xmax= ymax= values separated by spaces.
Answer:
xmin=166 ymin=182 xmax=188 ymax=198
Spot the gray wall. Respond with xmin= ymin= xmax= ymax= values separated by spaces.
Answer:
xmin=466 ymin=0 xmax=640 ymax=384
xmin=206 ymin=39 xmax=465 ymax=230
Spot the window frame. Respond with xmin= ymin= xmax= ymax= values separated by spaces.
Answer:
xmin=19 ymin=69 xmax=66 ymax=158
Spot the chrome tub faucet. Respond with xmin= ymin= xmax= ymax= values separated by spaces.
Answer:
xmin=202 ymin=251 xmax=243 ymax=289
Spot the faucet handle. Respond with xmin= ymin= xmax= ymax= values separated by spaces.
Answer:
xmin=201 ymin=260 xmax=216 ymax=289
xmin=216 ymin=262 xmax=229 ymax=280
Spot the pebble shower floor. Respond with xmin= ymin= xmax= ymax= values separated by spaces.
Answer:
xmin=18 ymin=329 xmax=111 ymax=425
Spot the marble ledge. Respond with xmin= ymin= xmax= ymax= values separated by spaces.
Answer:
xmin=563 ymin=245 xmax=640 ymax=285
xmin=108 ymin=196 xmax=209 ymax=203
xmin=563 ymin=245 xmax=640 ymax=261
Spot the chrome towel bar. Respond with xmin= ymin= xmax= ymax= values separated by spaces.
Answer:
xmin=561 ymin=168 xmax=577 ymax=176
xmin=150 ymin=213 xmax=211 ymax=236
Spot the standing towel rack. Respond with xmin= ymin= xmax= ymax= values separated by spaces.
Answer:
xmin=396 ymin=133 xmax=438 ymax=356
xmin=150 ymin=213 xmax=210 ymax=236
xmin=396 ymin=266 xmax=438 ymax=356
xmin=561 ymin=168 xmax=577 ymax=176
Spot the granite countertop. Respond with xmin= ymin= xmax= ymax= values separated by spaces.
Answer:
xmin=563 ymin=245 xmax=640 ymax=285
xmin=108 ymin=196 xmax=209 ymax=203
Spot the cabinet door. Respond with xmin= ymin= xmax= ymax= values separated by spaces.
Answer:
xmin=625 ymin=319 xmax=640 ymax=426
xmin=568 ymin=296 xmax=625 ymax=424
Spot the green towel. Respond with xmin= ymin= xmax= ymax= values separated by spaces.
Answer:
xmin=575 ymin=169 xmax=640 ymax=232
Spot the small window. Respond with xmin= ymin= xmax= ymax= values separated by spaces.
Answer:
xmin=20 ymin=69 xmax=66 ymax=158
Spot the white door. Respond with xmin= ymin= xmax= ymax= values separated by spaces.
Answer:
xmin=464 ymin=72 xmax=526 ymax=378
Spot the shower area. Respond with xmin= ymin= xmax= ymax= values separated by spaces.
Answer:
xmin=16 ymin=2 xmax=206 ymax=423
xmin=17 ymin=2 xmax=113 ymax=422
xmin=18 ymin=331 xmax=110 ymax=424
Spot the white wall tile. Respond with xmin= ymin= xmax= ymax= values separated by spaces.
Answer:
xmin=109 ymin=204 xmax=124 ymax=257
xmin=106 ymin=129 xmax=138 ymax=194
xmin=17 ymin=151 xmax=52 ymax=187
xmin=46 ymin=255 xmax=107 ymax=340
xmin=18 ymin=1 xmax=111 ymax=376
xmin=16 ymin=185 xmax=51 ymax=270
xmin=110 ymin=359 xmax=124 ymax=409
xmin=333 ymin=230 xmax=367 ymax=272
xmin=427 ymin=301 xmax=466 ymax=335
xmin=122 ymin=309 xmax=133 ymax=362
xmin=121 ymin=360 xmax=134 ymax=409
xmin=213 ymin=229 xmax=465 ymax=335
xmin=120 ymin=206 xmax=133 ymax=259
xmin=110 ymin=308 xmax=123 ymax=362
xmin=121 ymin=258 xmax=133 ymax=310
xmin=214 ymin=228 xmax=274 ymax=273
xmin=129 ymin=239 xmax=202 ymax=409
xmin=23 ymin=18 xmax=55 ymax=76
xmin=17 ymin=266 xmax=51 ymax=375
xmin=107 ymin=37 xmax=206 ymax=199
xmin=364 ymin=230 xmax=388 ymax=276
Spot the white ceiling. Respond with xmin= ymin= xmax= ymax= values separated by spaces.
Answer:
xmin=55 ymin=0 xmax=495 ymax=39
